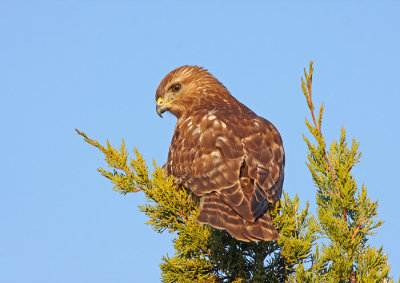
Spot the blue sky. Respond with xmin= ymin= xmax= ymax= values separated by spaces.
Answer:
xmin=1 ymin=1 xmax=399 ymax=282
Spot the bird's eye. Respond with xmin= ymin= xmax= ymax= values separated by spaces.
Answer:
xmin=172 ymin=84 xmax=181 ymax=92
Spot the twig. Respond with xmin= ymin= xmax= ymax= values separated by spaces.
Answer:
xmin=303 ymin=65 xmax=349 ymax=228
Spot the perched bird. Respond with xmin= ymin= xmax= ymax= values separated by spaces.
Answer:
xmin=156 ymin=66 xmax=285 ymax=241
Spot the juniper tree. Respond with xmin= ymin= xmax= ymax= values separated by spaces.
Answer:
xmin=75 ymin=130 xmax=317 ymax=282
xmin=295 ymin=62 xmax=393 ymax=282
xmin=76 ymin=62 xmax=393 ymax=282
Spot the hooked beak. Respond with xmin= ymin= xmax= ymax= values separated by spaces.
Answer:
xmin=156 ymin=98 xmax=167 ymax=118
xmin=156 ymin=104 xmax=167 ymax=118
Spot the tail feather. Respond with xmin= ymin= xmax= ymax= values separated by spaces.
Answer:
xmin=197 ymin=192 xmax=279 ymax=242
xmin=244 ymin=211 xmax=279 ymax=241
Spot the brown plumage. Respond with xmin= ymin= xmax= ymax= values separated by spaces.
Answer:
xmin=155 ymin=66 xmax=285 ymax=241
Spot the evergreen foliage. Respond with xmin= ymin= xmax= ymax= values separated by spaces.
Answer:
xmin=300 ymin=62 xmax=392 ymax=282
xmin=76 ymin=62 xmax=394 ymax=282
xmin=75 ymin=130 xmax=317 ymax=282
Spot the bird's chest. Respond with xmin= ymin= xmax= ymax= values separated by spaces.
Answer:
xmin=166 ymin=118 xmax=198 ymax=178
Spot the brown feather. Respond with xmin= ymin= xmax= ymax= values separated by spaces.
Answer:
xmin=156 ymin=66 xmax=285 ymax=241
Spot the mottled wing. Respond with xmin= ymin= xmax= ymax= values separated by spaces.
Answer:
xmin=241 ymin=116 xmax=285 ymax=219
xmin=167 ymin=105 xmax=284 ymax=217
xmin=166 ymin=107 xmax=243 ymax=199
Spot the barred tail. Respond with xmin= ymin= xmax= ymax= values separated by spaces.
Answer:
xmin=197 ymin=192 xmax=279 ymax=242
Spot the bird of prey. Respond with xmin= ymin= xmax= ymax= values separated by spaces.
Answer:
xmin=155 ymin=66 xmax=284 ymax=241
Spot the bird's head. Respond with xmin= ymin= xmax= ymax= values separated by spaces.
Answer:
xmin=155 ymin=65 xmax=226 ymax=118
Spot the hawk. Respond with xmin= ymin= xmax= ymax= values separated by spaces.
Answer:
xmin=155 ymin=66 xmax=285 ymax=241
